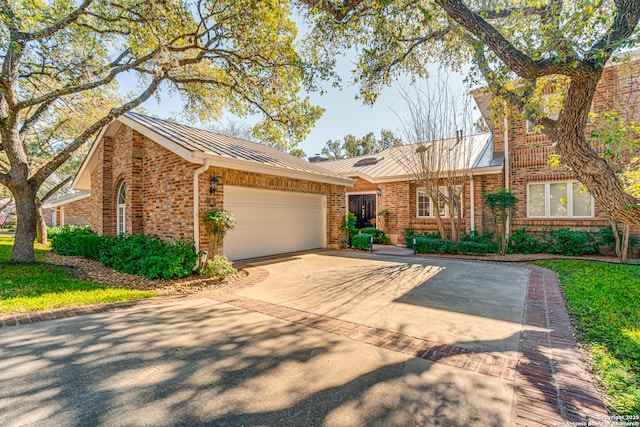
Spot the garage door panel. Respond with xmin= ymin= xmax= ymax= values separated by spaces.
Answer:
xmin=224 ymin=187 xmax=326 ymax=260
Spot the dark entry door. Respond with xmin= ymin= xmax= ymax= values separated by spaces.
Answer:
xmin=348 ymin=194 xmax=376 ymax=228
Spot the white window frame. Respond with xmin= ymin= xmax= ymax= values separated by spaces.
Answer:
xmin=416 ymin=187 xmax=433 ymax=218
xmin=117 ymin=181 xmax=126 ymax=235
xmin=527 ymin=180 xmax=594 ymax=218
xmin=416 ymin=186 xmax=463 ymax=218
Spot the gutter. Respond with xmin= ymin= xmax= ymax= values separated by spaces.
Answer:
xmin=193 ymin=159 xmax=212 ymax=253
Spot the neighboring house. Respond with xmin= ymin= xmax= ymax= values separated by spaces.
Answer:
xmin=321 ymin=51 xmax=640 ymax=242
xmin=42 ymin=191 xmax=92 ymax=227
xmin=72 ymin=112 xmax=354 ymax=260
xmin=320 ymin=134 xmax=503 ymax=244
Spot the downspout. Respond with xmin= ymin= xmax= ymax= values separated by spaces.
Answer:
xmin=193 ymin=159 xmax=212 ymax=253
xmin=470 ymin=177 xmax=475 ymax=232
xmin=503 ymin=102 xmax=510 ymax=236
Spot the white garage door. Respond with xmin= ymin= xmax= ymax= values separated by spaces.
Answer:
xmin=224 ymin=186 xmax=326 ymax=260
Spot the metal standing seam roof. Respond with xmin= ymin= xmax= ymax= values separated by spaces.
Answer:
xmin=123 ymin=112 xmax=352 ymax=183
xmin=320 ymin=133 xmax=498 ymax=180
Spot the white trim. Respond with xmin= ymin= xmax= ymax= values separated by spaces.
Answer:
xmin=197 ymin=154 xmax=355 ymax=187
xmin=527 ymin=180 xmax=595 ymax=218
xmin=46 ymin=192 xmax=91 ymax=208
xmin=416 ymin=187 xmax=433 ymax=218
xmin=117 ymin=182 xmax=126 ymax=235
xmin=415 ymin=186 xmax=463 ymax=219
xmin=73 ymin=115 xmax=355 ymax=192
xmin=470 ymin=177 xmax=475 ymax=232
xmin=118 ymin=115 xmax=196 ymax=163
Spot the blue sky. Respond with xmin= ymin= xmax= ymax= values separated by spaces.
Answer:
xmin=138 ymin=58 xmax=473 ymax=158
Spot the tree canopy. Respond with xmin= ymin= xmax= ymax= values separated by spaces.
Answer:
xmin=321 ymin=129 xmax=402 ymax=159
xmin=1 ymin=0 xmax=324 ymax=262
xmin=298 ymin=0 xmax=640 ymax=225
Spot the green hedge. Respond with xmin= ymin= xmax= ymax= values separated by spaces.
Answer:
xmin=50 ymin=225 xmax=96 ymax=255
xmin=414 ymin=237 xmax=495 ymax=255
xmin=351 ymin=233 xmax=373 ymax=251
xmin=98 ymin=234 xmax=198 ymax=279
xmin=358 ymin=227 xmax=389 ymax=244
xmin=50 ymin=227 xmax=198 ymax=280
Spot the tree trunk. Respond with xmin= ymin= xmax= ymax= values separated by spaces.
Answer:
xmin=11 ymin=184 xmax=38 ymax=263
xmin=36 ymin=203 xmax=48 ymax=246
xmin=551 ymin=79 xmax=640 ymax=226
xmin=609 ymin=217 xmax=622 ymax=258
xmin=621 ymin=223 xmax=630 ymax=264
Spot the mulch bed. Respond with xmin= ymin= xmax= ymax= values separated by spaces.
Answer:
xmin=44 ymin=253 xmax=246 ymax=295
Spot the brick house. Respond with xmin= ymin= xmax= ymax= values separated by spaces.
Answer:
xmin=320 ymin=52 xmax=640 ymax=242
xmin=42 ymin=191 xmax=92 ymax=227
xmin=72 ymin=112 xmax=354 ymax=260
xmin=319 ymin=133 xmax=503 ymax=244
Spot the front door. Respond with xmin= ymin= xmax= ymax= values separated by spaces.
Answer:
xmin=348 ymin=194 xmax=376 ymax=229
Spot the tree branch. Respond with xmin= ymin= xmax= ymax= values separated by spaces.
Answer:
xmin=30 ymin=76 xmax=164 ymax=187
xmin=589 ymin=0 xmax=640 ymax=62
xmin=432 ymin=0 xmax=589 ymax=79
xmin=15 ymin=49 xmax=159 ymax=111
xmin=27 ymin=0 xmax=94 ymax=40
xmin=39 ymin=175 xmax=72 ymax=202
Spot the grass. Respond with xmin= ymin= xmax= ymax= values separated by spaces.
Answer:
xmin=0 ymin=236 xmax=156 ymax=315
xmin=534 ymin=260 xmax=640 ymax=416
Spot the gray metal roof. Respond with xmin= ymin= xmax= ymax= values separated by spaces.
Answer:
xmin=320 ymin=133 xmax=500 ymax=180
xmin=124 ymin=112 xmax=352 ymax=183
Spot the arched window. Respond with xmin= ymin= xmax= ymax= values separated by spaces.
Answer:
xmin=117 ymin=182 xmax=126 ymax=235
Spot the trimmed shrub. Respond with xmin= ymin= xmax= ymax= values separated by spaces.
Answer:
xmin=547 ymin=228 xmax=598 ymax=256
xmin=404 ymin=228 xmax=417 ymax=248
xmin=99 ymin=234 xmax=198 ymax=279
xmin=359 ymin=227 xmax=387 ymax=244
xmin=507 ymin=228 xmax=546 ymax=254
xmin=460 ymin=231 xmax=499 ymax=253
xmin=202 ymin=255 xmax=237 ymax=279
xmin=455 ymin=241 xmax=495 ymax=255
xmin=73 ymin=234 xmax=105 ymax=260
xmin=50 ymin=225 xmax=96 ymax=255
xmin=351 ymin=233 xmax=373 ymax=251
xmin=415 ymin=237 xmax=453 ymax=254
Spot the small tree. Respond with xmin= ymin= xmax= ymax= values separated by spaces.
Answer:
xmin=341 ymin=212 xmax=358 ymax=247
xmin=483 ymin=189 xmax=518 ymax=256
xmin=202 ymin=210 xmax=236 ymax=256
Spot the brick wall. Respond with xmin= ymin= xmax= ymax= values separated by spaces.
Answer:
xmin=198 ymin=167 xmax=346 ymax=254
xmin=490 ymin=57 xmax=640 ymax=236
xmin=89 ymin=123 xmax=347 ymax=255
xmin=60 ymin=199 xmax=92 ymax=226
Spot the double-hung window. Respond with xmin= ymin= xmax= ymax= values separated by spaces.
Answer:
xmin=416 ymin=186 xmax=462 ymax=218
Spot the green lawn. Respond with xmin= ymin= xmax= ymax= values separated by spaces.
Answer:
xmin=535 ymin=260 xmax=640 ymax=416
xmin=0 ymin=236 xmax=156 ymax=315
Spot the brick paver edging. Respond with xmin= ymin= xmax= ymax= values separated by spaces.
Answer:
xmin=515 ymin=265 xmax=610 ymax=426
xmin=201 ymin=287 xmax=518 ymax=381
xmin=0 ymin=258 xmax=613 ymax=427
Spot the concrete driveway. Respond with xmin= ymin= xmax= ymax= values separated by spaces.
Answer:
xmin=240 ymin=252 xmax=529 ymax=359
xmin=1 ymin=251 xmax=602 ymax=426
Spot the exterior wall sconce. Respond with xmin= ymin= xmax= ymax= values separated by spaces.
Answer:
xmin=376 ymin=187 xmax=382 ymax=197
xmin=209 ymin=176 xmax=219 ymax=194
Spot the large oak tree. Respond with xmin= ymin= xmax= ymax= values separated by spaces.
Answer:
xmin=1 ymin=0 xmax=322 ymax=262
xmin=298 ymin=0 xmax=640 ymax=225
